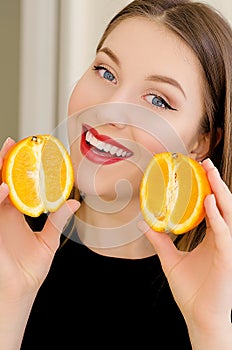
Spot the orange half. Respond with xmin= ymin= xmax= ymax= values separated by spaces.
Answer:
xmin=2 ymin=135 xmax=74 ymax=217
xmin=140 ymin=152 xmax=212 ymax=234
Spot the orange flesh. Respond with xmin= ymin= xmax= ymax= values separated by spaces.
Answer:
xmin=2 ymin=135 xmax=74 ymax=217
xmin=11 ymin=145 xmax=41 ymax=207
xmin=140 ymin=152 xmax=212 ymax=234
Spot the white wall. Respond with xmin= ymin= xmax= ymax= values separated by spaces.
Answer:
xmin=19 ymin=0 xmax=59 ymax=139
xmin=18 ymin=0 xmax=131 ymax=145
xmin=204 ymin=0 xmax=232 ymax=24
xmin=18 ymin=0 xmax=232 ymax=146
xmin=56 ymin=0 xmax=131 ymax=145
xmin=0 ymin=0 xmax=20 ymax=146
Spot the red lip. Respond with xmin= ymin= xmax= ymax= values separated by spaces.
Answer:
xmin=80 ymin=124 xmax=133 ymax=165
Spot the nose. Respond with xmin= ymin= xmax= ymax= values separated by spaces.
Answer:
xmin=93 ymin=102 xmax=128 ymax=129
xmin=94 ymin=84 xmax=136 ymax=128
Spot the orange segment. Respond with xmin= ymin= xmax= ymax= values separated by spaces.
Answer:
xmin=2 ymin=135 xmax=74 ymax=217
xmin=140 ymin=152 xmax=212 ymax=234
xmin=40 ymin=136 xmax=73 ymax=210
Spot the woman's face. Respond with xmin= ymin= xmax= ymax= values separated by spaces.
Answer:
xmin=68 ymin=17 xmax=207 ymax=200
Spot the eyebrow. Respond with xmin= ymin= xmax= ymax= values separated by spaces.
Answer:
xmin=146 ymin=75 xmax=186 ymax=99
xmin=97 ymin=47 xmax=121 ymax=67
xmin=98 ymin=47 xmax=186 ymax=99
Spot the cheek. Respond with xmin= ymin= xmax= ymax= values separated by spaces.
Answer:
xmin=68 ymin=80 xmax=92 ymax=116
xmin=68 ymin=69 xmax=118 ymax=117
xmin=142 ymin=138 xmax=167 ymax=154
xmin=133 ymin=129 xmax=167 ymax=155
xmin=176 ymin=123 xmax=201 ymax=152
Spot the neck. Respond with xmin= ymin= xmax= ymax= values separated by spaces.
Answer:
xmin=75 ymin=192 xmax=156 ymax=259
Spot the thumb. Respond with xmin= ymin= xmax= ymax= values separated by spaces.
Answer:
xmin=137 ymin=220 xmax=181 ymax=275
xmin=40 ymin=199 xmax=80 ymax=252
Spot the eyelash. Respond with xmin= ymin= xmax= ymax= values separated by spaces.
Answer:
xmin=92 ymin=65 xmax=117 ymax=84
xmin=92 ymin=65 xmax=177 ymax=111
xmin=144 ymin=93 xmax=177 ymax=111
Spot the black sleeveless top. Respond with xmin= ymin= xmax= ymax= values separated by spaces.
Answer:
xmin=21 ymin=215 xmax=192 ymax=349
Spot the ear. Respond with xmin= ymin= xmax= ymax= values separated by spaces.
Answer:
xmin=189 ymin=128 xmax=222 ymax=162
xmin=189 ymin=133 xmax=210 ymax=162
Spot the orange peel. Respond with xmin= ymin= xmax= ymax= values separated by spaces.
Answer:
xmin=140 ymin=152 xmax=212 ymax=234
xmin=2 ymin=134 xmax=74 ymax=217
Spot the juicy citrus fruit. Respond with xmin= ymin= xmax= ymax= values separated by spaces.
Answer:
xmin=2 ymin=134 xmax=74 ymax=217
xmin=140 ymin=152 xmax=212 ymax=235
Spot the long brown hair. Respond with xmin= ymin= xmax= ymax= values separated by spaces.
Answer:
xmin=97 ymin=0 xmax=232 ymax=250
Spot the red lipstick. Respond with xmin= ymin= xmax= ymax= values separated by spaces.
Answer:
xmin=81 ymin=124 xmax=133 ymax=165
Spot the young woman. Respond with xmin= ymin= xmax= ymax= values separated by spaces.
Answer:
xmin=1 ymin=0 xmax=232 ymax=348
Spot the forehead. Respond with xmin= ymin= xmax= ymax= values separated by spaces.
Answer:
xmin=101 ymin=17 xmax=203 ymax=82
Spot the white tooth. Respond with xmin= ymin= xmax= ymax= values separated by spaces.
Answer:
xmin=110 ymin=146 xmax=118 ymax=155
xmin=91 ymin=136 xmax=98 ymax=147
xmin=89 ymin=134 xmax=94 ymax=144
xmin=103 ymin=144 xmax=112 ymax=152
xmin=85 ymin=131 xmax=129 ymax=157
xmin=96 ymin=141 xmax=105 ymax=150
xmin=86 ymin=131 xmax=91 ymax=142
xmin=126 ymin=152 xmax=132 ymax=157
xmin=116 ymin=149 xmax=123 ymax=157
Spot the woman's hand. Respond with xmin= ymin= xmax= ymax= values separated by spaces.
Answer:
xmin=0 ymin=137 xmax=80 ymax=349
xmin=0 ymin=137 xmax=80 ymax=302
xmin=138 ymin=158 xmax=232 ymax=349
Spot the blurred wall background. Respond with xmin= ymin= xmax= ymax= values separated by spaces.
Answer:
xmin=0 ymin=0 xmax=20 ymax=145
xmin=1 ymin=0 xmax=232 ymax=147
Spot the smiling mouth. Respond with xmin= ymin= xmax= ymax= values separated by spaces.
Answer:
xmin=81 ymin=124 xmax=133 ymax=165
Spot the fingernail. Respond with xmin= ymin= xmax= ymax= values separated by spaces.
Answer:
xmin=72 ymin=200 xmax=81 ymax=212
xmin=205 ymin=158 xmax=216 ymax=168
xmin=209 ymin=193 xmax=216 ymax=204
xmin=205 ymin=158 xmax=221 ymax=177
xmin=67 ymin=199 xmax=80 ymax=213
xmin=2 ymin=137 xmax=13 ymax=148
xmin=1 ymin=182 xmax=9 ymax=191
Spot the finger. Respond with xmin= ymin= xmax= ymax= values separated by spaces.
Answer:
xmin=204 ymin=194 xmax=232 ymax=253
xmin=137 ymin=220 xmax=182 ymax=275
xmin=40 ymin=199 xmax=80 ymax=252
xmin=0 ymin=137 xmax=15 ymax=158
xmin=0 ymin=182 xmax=9 ymax=203
xmin=0 ymin=138 xmax=15 ymax=183
xmin=202 ymin=158 xmax=232 ymax=227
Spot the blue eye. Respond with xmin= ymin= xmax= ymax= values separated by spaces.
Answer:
xmin=144 ymin=94 xmax=176 ymax=110
xmin=93 ymin=65 xmax=117 ymax=84
xmin=103 ymin=70 xmax=114 ymax=81
xmin=151 ymin=96 xmax=164 ymax=107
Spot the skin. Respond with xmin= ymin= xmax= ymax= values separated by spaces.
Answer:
xmin=68 ymin=18 xmax=210 ymax=256
xmin=0 ymin=17 xmax=232 ymax=350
